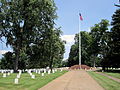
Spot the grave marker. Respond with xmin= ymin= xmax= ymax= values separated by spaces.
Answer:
xmin=31 ymin=75 xmax=35 ymax=79
xmin=14 ymin=78 xmax=19 ymax=84
xmin=42 ymin=73 xmax=44 ymax=76
xmin=3 ymin=73 xmax=6 ymax=77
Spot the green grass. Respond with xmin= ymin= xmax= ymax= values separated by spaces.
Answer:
xmin=88 ymin=71 xmax=120 ymax=90
xmin=103 ymin=72 xmax=120 ymax=79
xmin=0 ymin=70 xmax=67 ymax=90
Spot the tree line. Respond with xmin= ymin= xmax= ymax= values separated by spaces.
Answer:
xmin=68 ymin=9 xmax=120 ymax=70
xmin=0 ymin=0 xmax=65 ymax=72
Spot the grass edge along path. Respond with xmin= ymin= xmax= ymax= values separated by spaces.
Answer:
xmin=103 ymin=72 xmax=120 ymax=79
xmin=0 ymin=70 xmax=67 ymax=90
xmin=88 ymin=71 xmax=120 ymax=90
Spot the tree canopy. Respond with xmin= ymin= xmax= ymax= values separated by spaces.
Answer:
xmin=0 ymin=0 xmax=65 ymax=71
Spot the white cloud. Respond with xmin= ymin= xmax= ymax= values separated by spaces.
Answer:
xmin=0 ymin=50 xmax=12 ymax=54
xmin=61 ymin=35 xmax=75 ymax=44
xmin=86 ymin=27 xmax=91 ymax=32
xmin=61 ymin=35 xmax=75 ymax=59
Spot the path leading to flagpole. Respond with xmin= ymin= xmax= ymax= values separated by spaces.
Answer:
xmin=39 ymin=70 xmax=104 ymax=90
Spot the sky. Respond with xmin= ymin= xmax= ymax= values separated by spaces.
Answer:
xmin=0 ymin=0 xmax=119 ymax=60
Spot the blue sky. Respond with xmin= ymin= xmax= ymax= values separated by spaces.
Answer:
xmin=55 ymin=0 xmax=118 ymax=60
xmin=55 ymin=0 xmax=117 ymax=34
xmin=0 ymin=0 xmax=119 ymax=59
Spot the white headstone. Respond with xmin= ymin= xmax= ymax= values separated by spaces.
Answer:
xmin=52 ymin=70 xmax=55 ymax=73
xmin=38 ymin=71 xmax=41 ymax=74
xmin=10 ymin=70 xmax=13 ymax=73
xmin=22 ymin=70 xmax=24 ymax=72
xmin=35 ymin=70 xmax=38 ymax=73
xmin=19 ymin=70 xmax=22 ymax=74
xmin=7 ymin=73 xmax=10 ymax=76
xmin=60 ymin=69 xmax=63 ymax=72
xmin=48 ymin=70 xmax=51 ymax=74
xmin=1 ymin=70 xmax=4 ymax=73
xmin=55 ymin=69 xmax=57 ymax=72
xmin=3 ymin=73 xmax=6 ymax=77
xmin=17 ymin=74 xmax=20 ymax=78
xmin=41 ymin=73 xmax=44 ymax=76
xmin=44 ymin=69 xmax=46 ymax=73
xmin=14 ymin=78 xmax=19 ymax=84
xmin=28 ymin=70 xmax=31 ymax=74
xmin=29 ymin=73 xmax=32 ymax=76
xmin=31 ymin=75 xmax=35 ymax=79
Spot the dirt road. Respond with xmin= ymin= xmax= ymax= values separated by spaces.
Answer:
xmin=39 ymin=70 xmax=104 ymax=90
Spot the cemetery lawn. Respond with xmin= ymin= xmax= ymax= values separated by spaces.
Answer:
xmin=0 ymin=70 xmax=67 ymax=90
xmin=103 ymin=72 xmax=120 ymax=79
xmin=88 ymin=71 xmax=120 ymax=90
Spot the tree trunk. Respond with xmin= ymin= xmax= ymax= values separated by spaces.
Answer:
xmin=14 ymin=46 xmax=20 ymax=73
xmin=49 ymin=56 xmax=53 ymax=72
xmin=93 ymin=55 xmax=96 ymax=68
xmin=93 ymin=59 xmax=96 ymax=68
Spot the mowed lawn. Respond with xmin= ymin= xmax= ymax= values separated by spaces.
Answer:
xmin=103 ymin=72 xmax=120 ymax=79
xmin=88 ymin=71 xmax=120 ymax=90
xmin=0 ymin=70 xmax=67 ymax=90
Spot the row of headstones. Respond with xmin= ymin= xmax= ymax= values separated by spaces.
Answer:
xmin=0 ymin=70 xmax=14 ymax=77
xmin=15 ymin=68 xmax=63 ymax=84
xmin=0 ymin=68 xmax=63 ymax=84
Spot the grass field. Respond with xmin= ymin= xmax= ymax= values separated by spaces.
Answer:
xmin=88 ymin=71 xmax=120 ymax=90
xmin=103 ymin=72 xmax=120 ymax=79
xmin=0 ymin=70 xmax=67 ymax=90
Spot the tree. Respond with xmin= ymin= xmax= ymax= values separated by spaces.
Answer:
xmin=90 ymin=19 xmax=109 ymax=67
xmin=68 ymin=19 xmax=110 ymax=68
xmin=0 ymin=0 xmax=57 ymax=71
xmin=26 ymin=28 xmax=65 ymax=69
xmin=48 ymin=28 xmax=65 ymax=70
xmin=110 ymin=9 xmax=120 ymax=68
xmin=68 ymin=31 xmax=93 ymax=66
xmin=0 ymin=52 xmax=14 ymax=69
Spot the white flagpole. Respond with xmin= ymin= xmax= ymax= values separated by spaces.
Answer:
xmin=79 ymin=14 xmax=81 ymax=69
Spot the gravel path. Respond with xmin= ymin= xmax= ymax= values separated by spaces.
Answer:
xmin=39 ymin=70 xmax=104 ymax=90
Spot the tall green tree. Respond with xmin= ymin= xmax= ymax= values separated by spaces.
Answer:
xmin=90 ymin=19 xmax=109 ymax=67
xmin=48 ymin=28 xmax=65 ymax=70
xmin=109 ymin=9 xmax=120 ymax=68
xmin=26 ymin=28 xmax=65 ymax=69
xmin=0 ymin=0 xmax=57 ymax=71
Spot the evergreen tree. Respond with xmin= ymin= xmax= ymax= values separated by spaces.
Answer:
xmin=110 ymin=9 xmax=120 ymax=68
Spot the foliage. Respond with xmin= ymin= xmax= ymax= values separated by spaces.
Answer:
xmin=68 ymin=19 xmax=110 ymax=68
xmin=109 ymin=9 xmax=120 ymax=68
xmin=0 ymin=52 xmax=14 ymax=69
xmin=90 ymin=19 xmax=109 ymax=67
xmin=68 ymin=31 xmax=93 ymax=66
xmin=0 ymin=0 xmax=65 ymax=70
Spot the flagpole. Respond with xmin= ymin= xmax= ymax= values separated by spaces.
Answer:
xmin=79 ymin=14 xmax=81 ymax=69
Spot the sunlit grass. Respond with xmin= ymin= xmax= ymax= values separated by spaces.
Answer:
xmin=0 ymin=70 xmax=67 ymax=90
xmin=103 ymin=72 xmax=120 ymax=79
xmin=88 ymin=71 xmax=120 ymax=90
